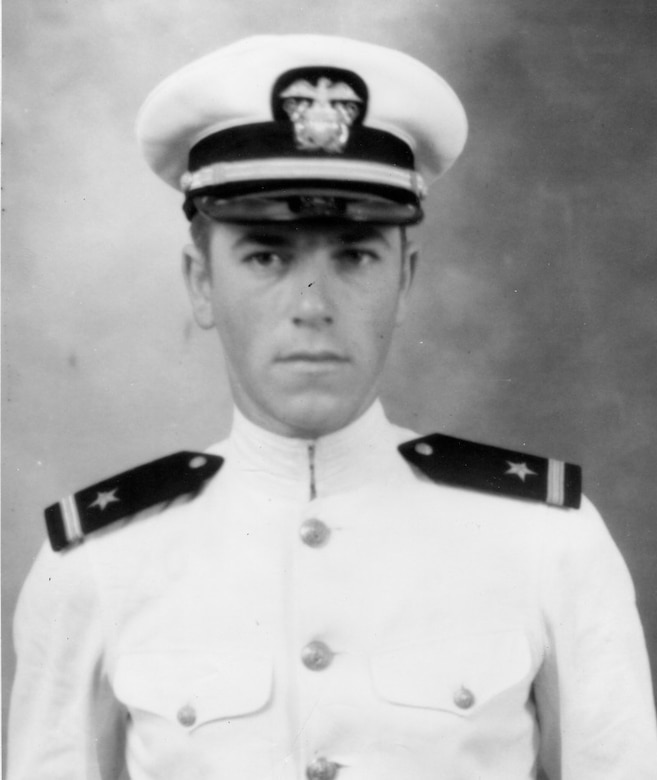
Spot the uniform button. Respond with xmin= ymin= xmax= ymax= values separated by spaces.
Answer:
xmin=299 ymin=518 xmax=331 ymax=548
xmin=301 ymin=640 xmax=333 ymax=671
xmin=453 ymin=686 xmax=475 ymax=709
xmin=177 ymin=704 xmax=197 ymax=727
xmin=306 ymin=756 xmax=339 ymax=780
xmin=414 ymin=442 xmax=434 ymax=456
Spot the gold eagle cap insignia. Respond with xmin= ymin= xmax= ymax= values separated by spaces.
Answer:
xmin=279 ymin=77 xmax=363 ymax=153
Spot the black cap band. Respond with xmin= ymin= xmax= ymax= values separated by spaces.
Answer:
xmin=184 ymin=123 xmax=420 ymax=221
xmin=189 ymin=122 xmax=415 ymax=173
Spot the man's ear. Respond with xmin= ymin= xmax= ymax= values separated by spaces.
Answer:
xmin=395 ymin=236 xmax=418 ymax=326
xmin=182 ymin=244 xmax=216 ymax=330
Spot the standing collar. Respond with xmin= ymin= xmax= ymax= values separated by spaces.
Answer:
xmin=214 ymin=400 xmax=410 ymax=501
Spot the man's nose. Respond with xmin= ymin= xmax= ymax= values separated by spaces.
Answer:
xmin=290 ymin=258 xmax=335 ymax=327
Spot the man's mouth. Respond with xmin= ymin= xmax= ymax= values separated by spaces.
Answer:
xmin=276 ymin=351 xmax=349 ymax=364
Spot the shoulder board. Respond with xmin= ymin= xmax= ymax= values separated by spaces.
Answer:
xmin=45 ymin=451 xmax=224 ymax=551
xmin=399 ymin=433 xmax=581 ymax=509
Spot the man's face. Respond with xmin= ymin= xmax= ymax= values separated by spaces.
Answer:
xmin=184 ymin=219 xmax=415 ymax=438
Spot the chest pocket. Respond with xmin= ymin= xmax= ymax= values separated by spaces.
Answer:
xmin=371 ymin=630 xmax=532 ymax=717
xmin=113 ymin=649 xmax=273 ymax=731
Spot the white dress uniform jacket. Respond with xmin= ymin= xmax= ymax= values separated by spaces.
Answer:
xmin=8 ymin=401 xmax=657 ymax=779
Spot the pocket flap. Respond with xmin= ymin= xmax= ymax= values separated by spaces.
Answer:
xmin=113 ymin=649 xmax=272 ymax=729
xmin=371 ymin=630 xmax=531 ymax=716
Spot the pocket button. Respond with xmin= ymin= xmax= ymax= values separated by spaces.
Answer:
xmin=453 ymin=686 xmax=475 ymax=710
xmin=177 ymin=704 xmax=197 ymax=727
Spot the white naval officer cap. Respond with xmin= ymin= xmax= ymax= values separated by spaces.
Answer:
xmin=136 ymin=34 xmax=468 ymax=224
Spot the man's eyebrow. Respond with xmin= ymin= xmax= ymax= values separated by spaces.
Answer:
xmin=230 ymin=225 xmax=392 ymax=250
xmin=231 ymin=231 xmax=292 ymax=249
xmin=338 ymin=227 xmax=391 ymax=247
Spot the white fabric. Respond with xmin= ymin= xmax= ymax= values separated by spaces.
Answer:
xmin=8 ymin=401 xmax=657 ymax=779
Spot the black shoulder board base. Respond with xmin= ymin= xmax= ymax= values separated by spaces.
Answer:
xmin=399 ymin=433 xmax=581 ymax=509
xmin=45 ymin=451 xmax=224 ymax=551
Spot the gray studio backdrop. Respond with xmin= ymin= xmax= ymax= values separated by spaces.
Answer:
xmin=3 ymin=0 xmax=657 ymax=756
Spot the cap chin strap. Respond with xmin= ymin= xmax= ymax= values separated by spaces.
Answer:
xmin=182 ymin=158 xmax=425 ymax=196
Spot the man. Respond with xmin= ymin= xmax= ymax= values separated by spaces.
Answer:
xmin=8 ymin=34 xmax=657 ymax=779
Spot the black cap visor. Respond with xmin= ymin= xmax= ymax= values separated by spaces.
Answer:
xmin=187 ymin=185 xmax=423 ymax=224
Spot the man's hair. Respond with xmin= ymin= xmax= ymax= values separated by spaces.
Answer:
xmin=190 ymin=213 xmax=212 ymax=260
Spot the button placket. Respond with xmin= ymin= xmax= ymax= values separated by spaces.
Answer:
xmin=297 ymin=505 xmax=336 ymax=773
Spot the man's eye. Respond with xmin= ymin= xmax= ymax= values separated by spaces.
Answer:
xmin=339 ymin=248 xmax=379 ymax=266
xmin=244 ymin=251 xmax=285 ymax=268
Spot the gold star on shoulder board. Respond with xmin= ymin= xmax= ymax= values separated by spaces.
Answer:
xmin=505 ymin=461 xmax=537 ymax=482
xmin=88 ymin=489 xmax=120 ymax=511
